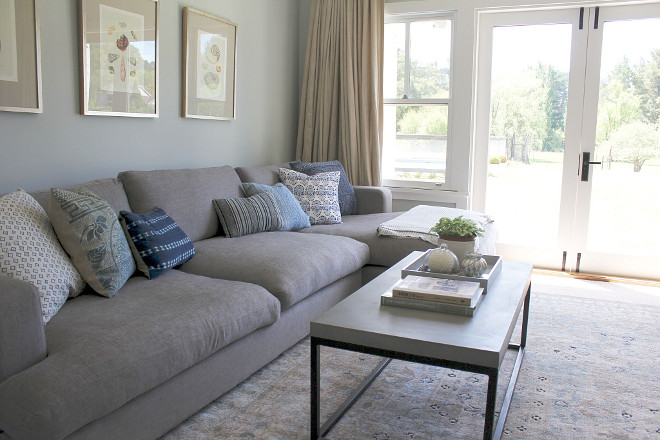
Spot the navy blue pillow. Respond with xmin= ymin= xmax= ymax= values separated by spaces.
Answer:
xmin=289 ymin=160 xmax=358 ymax=215
xmin=119 ymin=208 xmax=195 ymax=279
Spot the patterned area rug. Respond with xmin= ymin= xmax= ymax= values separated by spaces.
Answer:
xmin=161 ymin=275 xmax=660 ymax=439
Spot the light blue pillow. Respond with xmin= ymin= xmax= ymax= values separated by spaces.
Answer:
xmin=241 ymin=182 xmax=311 ymax=230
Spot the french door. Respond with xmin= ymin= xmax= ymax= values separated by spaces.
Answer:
xmin=473 ymin=4 xmax=660 ymax=280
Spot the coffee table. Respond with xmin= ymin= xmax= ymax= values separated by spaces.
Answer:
xmin=310 ymin=252 xmax=532 ymax=440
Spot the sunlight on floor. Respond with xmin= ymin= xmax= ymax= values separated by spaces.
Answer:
xmin=531 ymin=272 xmax=660 ymax=306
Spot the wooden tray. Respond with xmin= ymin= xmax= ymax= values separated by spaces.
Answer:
xmin=401 ymin=250 xmax=502 ymax=293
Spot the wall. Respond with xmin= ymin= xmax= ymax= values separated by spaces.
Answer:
xmin=0 ymin=0 xmax=302 ymax=194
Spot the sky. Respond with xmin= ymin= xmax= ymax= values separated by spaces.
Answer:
xmin=491 ymin=17 xmax=660 ymax=80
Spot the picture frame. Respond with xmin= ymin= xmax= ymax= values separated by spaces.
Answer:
xmin=182 ymin=7 xmax=237 ymax=120
xmin=0 ymin=0 xmax=42 ymax=113
xmin=79 ymin=0 xmax=159 ymax=117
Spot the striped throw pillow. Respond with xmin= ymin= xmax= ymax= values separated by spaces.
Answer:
xmin=240 ymin=182 xmax=311 ymax=231
xmin=119 ymin=208 xmax=196 ymax=279
xmin=213 ymin=192 xmax=283 ymax=238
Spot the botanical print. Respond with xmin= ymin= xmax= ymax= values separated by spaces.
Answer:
xmin=99 ymin=4 xmax=144 ymax=93
xmin=0 ymin=0 xmax=18 ymax=82
xmin=196 ymin=30 xmax=227 ymax=101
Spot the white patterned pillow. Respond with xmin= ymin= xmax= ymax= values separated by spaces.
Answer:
xmin=0 ymin=190 xmax=85 ymax=324
xmin=278 ymin=168 xmax=341 ymax=225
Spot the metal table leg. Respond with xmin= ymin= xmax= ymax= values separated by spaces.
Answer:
xmin=311 ymin=338 xmax=320 ymax=440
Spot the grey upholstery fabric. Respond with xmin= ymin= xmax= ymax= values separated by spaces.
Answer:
xmin=0 ymin=270 xmax=279 ymax=440
xmin=352 ymin=185 xmax=392 ymax=214
xmin=29 ymin=178 xmax=131 ymax=215
xmin=118 ymin=167 xmax=243 ymax=242
xmin=300 ymin=212 xmax=435 ymax=266
xmin=234 ymin=163 xmax=290 ymax=186
xmin=0 ymin=277 xmax=47 ymax=383
xmin=362 ymin=264 xmax=388 ymax=285
xmin=181 ymin=232 xmax=369 ymax=310
xmin=61 ymin=272 xmax=361 ymax=440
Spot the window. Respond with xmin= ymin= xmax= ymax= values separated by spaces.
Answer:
xmin=383 ymin=13 xmax=453 ymax=188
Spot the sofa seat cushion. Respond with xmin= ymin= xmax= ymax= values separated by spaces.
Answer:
xmin=180 ymin=232 xmax=369 ymax=310
xmin=300 ymin=212 xmax=436 ymax=267
xmin=0 ymin=270 xmax=279 ymax=440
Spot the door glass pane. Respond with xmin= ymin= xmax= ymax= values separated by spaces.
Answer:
xmin=409 ymin=20 xmax=451 ymax=99
xmin=383 ymin=104 xmax=448 ymax=184
xmin=384 ymin=22 xmax=405 ymax=99
xmin=588 ymin=18 xmax=660 ymax=255
xmin=485 ymin=24 xmax=572 ymax=246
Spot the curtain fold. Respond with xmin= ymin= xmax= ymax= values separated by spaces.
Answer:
xmin=296 ymin=0 xmax=384 ymax=186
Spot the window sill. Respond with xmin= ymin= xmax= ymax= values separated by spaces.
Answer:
xmin=386 ymin=186 xmax=469 ymax=210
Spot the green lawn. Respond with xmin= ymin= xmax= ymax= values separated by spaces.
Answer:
xmin=486 ymin=151 xmax=660 ymax=256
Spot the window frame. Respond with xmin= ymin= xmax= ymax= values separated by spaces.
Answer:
xmin=382 ymin=11 xmax=455 ymax=190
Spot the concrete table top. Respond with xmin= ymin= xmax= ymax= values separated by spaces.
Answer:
xmin=311 ymin=252 xmax=533 ymax=369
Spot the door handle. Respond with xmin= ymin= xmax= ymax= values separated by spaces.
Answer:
xmin=581 ymin=152 xmax=602 ymax=182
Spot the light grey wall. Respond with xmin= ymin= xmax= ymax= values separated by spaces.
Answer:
xmin=0 ymin=0 xmax=301 ymax=194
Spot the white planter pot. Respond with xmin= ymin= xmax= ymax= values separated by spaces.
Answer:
xmin=437 ymin=235 xmax=476 ymax=265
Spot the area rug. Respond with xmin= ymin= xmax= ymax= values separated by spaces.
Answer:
xmin=161 ymin=275 xmax=660 ymax=439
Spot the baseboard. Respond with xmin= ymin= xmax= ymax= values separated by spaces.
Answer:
xmin=532 ymin=268 xmax=660 ymax=287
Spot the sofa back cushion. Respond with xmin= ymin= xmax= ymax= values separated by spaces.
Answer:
xmin=28 ymin=178 xmax=131 ymax=214
xmin=234 ymin=163 xmax=290 ymax=185
xmin=118 ymin=166 xmax=243 ymax=242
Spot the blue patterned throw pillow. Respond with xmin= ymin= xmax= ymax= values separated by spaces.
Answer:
xmin=240 ymin=182 xmax=311 ymax=231
xmin=50 ymin=188 xmax=135 ymax=297
xmin=289 ymin=160 xmax=358 ymax=215
xmin=119 ymin=208 xmax=195 ymax=279
xmin=213 ymin=192 xmax=283 ymax=238
xmin=278 ymin=168 xmax=341 ymax=225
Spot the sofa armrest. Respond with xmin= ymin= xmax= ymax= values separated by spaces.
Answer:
xmin=0 ymin=277 xmax=46 ymax=382
xmin=353 ymin=186 xmax=392 ymax=214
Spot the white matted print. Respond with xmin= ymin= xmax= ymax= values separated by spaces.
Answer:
xmin=196 ymin=30 xmax=227 ymax=101
xmin=99 ymin=4 xmax=145 ymax=94
xmin=0 ymin=0 xmax=18 ymax=82
xmin=79 ymin=0 xmax=158 ymax=117
xmin=182 ymin=7 xmax=236 ymax=120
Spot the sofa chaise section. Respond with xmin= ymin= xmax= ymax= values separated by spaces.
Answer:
xmin=0 ymin=270 xmax=279 ymax=440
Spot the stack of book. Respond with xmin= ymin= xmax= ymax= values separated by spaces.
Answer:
xmin=381 ymin=275 xmax=485 ymax=316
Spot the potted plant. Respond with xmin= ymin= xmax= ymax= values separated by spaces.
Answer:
xmin=430 ymin=216 xmax=484 ymax=263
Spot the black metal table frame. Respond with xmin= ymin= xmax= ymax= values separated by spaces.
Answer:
xmin=310 ymin=284 xmax=531 ymax=440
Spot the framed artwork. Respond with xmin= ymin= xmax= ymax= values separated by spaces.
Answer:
xmin=182 ymin=7 xmax=237 ymax=120
xmin=0 ymin=0 xmax=42 ymax=113
xmin=79 ymin=0 xmax=159 ymax=117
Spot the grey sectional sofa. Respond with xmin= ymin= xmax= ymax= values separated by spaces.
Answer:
xmin=0 ymin=164 xmax=436 ymax=440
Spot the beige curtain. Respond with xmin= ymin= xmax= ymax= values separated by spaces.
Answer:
xmin=296 ymin=0 xmax=384 ymax=186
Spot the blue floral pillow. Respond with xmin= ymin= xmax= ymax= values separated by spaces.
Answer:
xmin=289 ymin=160 xmax=358 ymax=215
xmin=241 ymin=182 xmax=311 ymax=231
xmin=278 ymin=168 xmax=341 ymax=225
